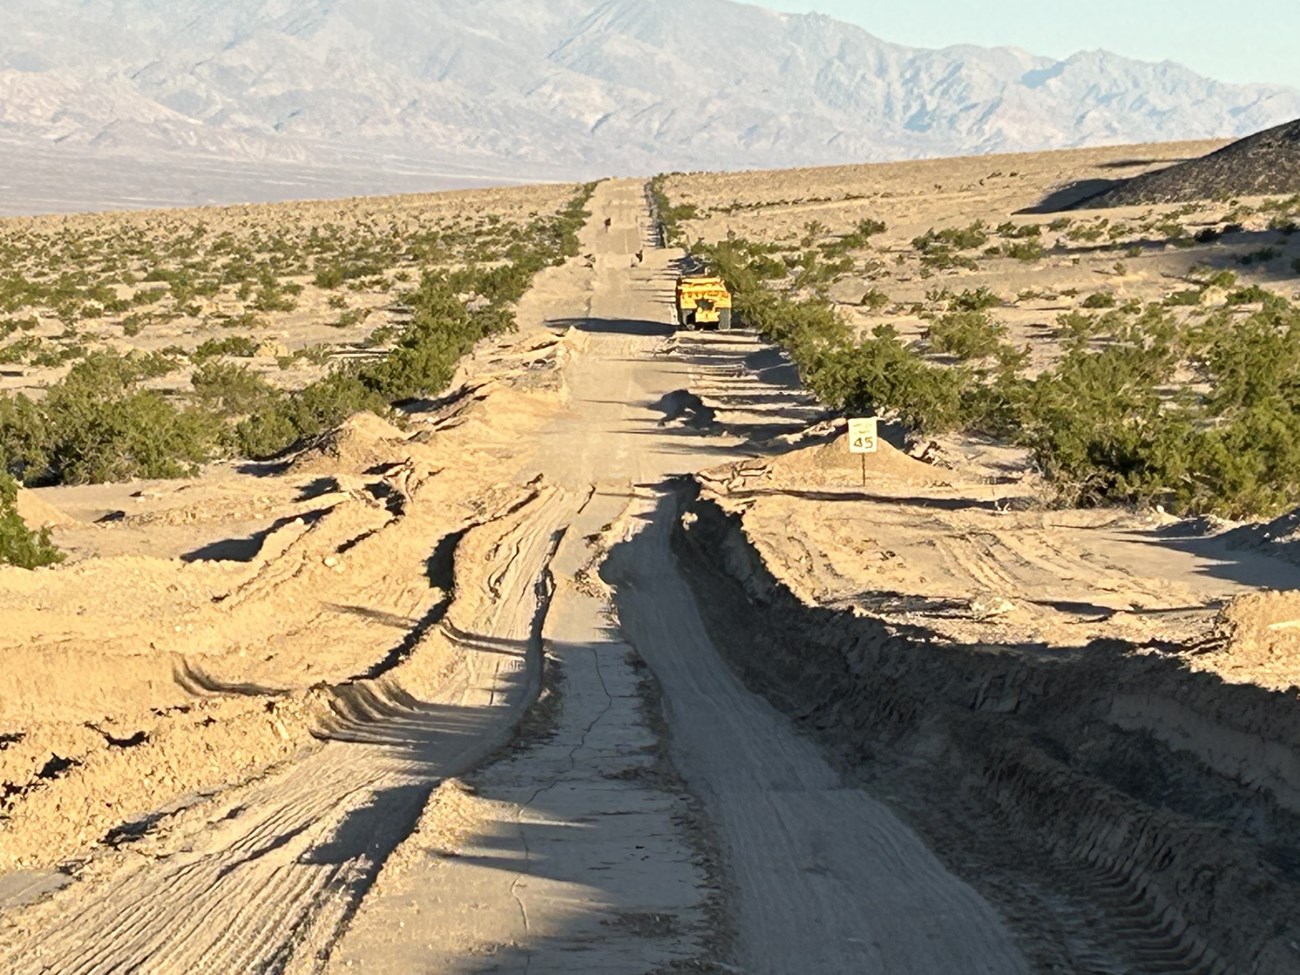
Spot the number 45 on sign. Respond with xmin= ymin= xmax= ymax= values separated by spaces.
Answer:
xmin=848 ymin=417 xmax=878 ymax=454
xmin=848 ymin=417 xmax=878 ymax=486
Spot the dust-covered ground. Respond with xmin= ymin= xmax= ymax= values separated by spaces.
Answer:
xmin=2 ymin=151 xmax=1300 ymax=974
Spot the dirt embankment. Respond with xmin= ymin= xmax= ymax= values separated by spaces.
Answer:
xmin=673 ymin=482 xmax=1300 ymax=975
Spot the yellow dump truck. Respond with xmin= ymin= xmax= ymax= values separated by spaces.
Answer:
xmin=675 ymin=276 xmax=733 ymax=331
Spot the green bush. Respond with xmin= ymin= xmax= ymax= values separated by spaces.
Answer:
xmin=193 ymin=335 xmax=259 ymax=360
xmin=1002 ymin=239 xmax=1046 ymax=261
xmin=0 ymin=472 xmax=63 ymax=568
xmin=951 ymin=287 xmax=1000 ymax=312
xmin=809 ymin=326 xmax=968 ymax=433
xmin=18 ymin=352 xmax=223 ymax=483
xmin=860 ymin=288 xmax=890 ymax=310
xmin=191 ymin=361 xmax=278 ymax=417
xmin=1225 ymin=285 xmax=1282 ymax=307
xmin=926 ymin=310 xmax=1006 ymax=360
xmin=1082 ymin=292 xmax=1117 ymax=309
xmin=913 ymin=222 xmax=989 ymax=253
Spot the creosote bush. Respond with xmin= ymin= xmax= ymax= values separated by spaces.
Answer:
xmin=0 ymin=472 xmax=63 ymax=568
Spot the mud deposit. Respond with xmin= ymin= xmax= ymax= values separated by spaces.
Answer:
xmin=675 ymin=485 xmax=1300 ymax=974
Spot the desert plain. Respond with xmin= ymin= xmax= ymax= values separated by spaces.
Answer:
xmin=0 ymin=142 xmax=1299 ymax=973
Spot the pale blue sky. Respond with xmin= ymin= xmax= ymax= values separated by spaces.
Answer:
xmin=765 ymin=1 xmax=1300 ymax=88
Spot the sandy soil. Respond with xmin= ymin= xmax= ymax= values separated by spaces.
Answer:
xmin=1 ymin=153 xmax=1299 ymax=973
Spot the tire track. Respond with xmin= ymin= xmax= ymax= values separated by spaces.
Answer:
xmin=0 ymin=489 xmax=581 ymax=975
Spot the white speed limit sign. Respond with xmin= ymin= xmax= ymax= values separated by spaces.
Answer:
xmin=848 ymin=417 xmax=878 ymax=454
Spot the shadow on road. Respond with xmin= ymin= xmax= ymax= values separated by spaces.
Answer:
xmin=546 ymin=316 xmax=673 ymax=337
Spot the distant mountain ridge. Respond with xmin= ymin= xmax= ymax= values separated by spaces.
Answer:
xmin=1 ymin=0 xmax=1299 ymax=210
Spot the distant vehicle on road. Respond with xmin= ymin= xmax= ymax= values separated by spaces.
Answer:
xmin=675 ymin=275 xmax=733 ymax=331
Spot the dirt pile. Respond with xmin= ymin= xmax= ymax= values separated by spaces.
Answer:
xmin=288 ymin=411 xmax=411 ymax=475
xmin=1204 ymin=590 xmax=1300 ymax=690
xmin=14 ymin=489 xmax=74 ymax=530
xmin=768 ymin=429 xmax=958 ymax=486
xmin=1084 ymin=118 xmax=1300 ymax=206
xmin=698 ymin=427 xmax=963 ymax=496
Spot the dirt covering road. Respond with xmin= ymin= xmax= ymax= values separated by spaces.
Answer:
xmin=2 ymin=178 xmax=1298 ymax=973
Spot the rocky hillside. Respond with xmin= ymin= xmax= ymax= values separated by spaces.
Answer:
xmin=1083 ymin=118 xmax=1300 ymax=207
xmin=1 ymin=0 xmax=1299 ymax=210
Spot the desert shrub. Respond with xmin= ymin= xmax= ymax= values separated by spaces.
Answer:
xmin=649 ymin=175 xmax=699 ymax=244
xmin=822 ymin=218 xmax=888 ymax=256
xmin=926 ymin=310 xmax=1006 ymax=360
xmin=314 ymin=258 xmax=390 ymax=289
xmin=362 ymin=325 xmax=399 ymax=348
xmin=1225 ymin=285 xmax=1275 ymax=306
xmin=236 ymin=371 xmax=386 ymax=459
xmin=331 ymin=308 xmax=372 ymax=328
xmin=1164 ymin=289 xmax=1202 ymax=307
xmin=914 ymin=222 xmax=989 ymax=253
xmin=912 ymin=223 xmax=989 ymax=271
xmin=29 ymin=352 xmax=222 ymax=483
xmin=191 ymin=361 xmax=278 ymax=417
xmin=1067 ymin=220 xmax=1108 ymax=243
xmin=0 ymin=394 xmax=50 ymax=479
xmin=1018 ymin=322 xmax=1183 ymax=506
xmin=859 ymin=288 xmax=890 ymax=310
xmin=1198 ymin=269 xmax=1238 ymax=289
xmin=808 ymin=325 xmax=968 ymax=433
xmin=121 ymin=313 xmax=153 ymax=337
xmin=951 ymin=287 xmax=1000 ymax=312
xmin=996 ymin=222 xmax=1041 ymax=239
xmin=1082 ymin=292 xmax=1117 ymax=309
xmin=1000 ymin=239 xmax=1046 ymax=261
xmin=192 ymin=335 xmax=259 ymax=360
xmin=0 ymin=336 xmax=44 ymax=364
xmin=0 ymin=472 xmax=63 ymax=568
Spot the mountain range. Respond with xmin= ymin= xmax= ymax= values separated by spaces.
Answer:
xmin=1 ymin=0 xmax=1298 ymax=212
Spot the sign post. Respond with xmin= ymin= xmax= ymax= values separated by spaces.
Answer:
xmin=847 ymin=417 xmax=878 ymax=487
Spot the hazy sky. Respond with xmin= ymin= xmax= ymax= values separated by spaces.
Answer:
xmin=765 ymin=1 xmax=1300 ymax=88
